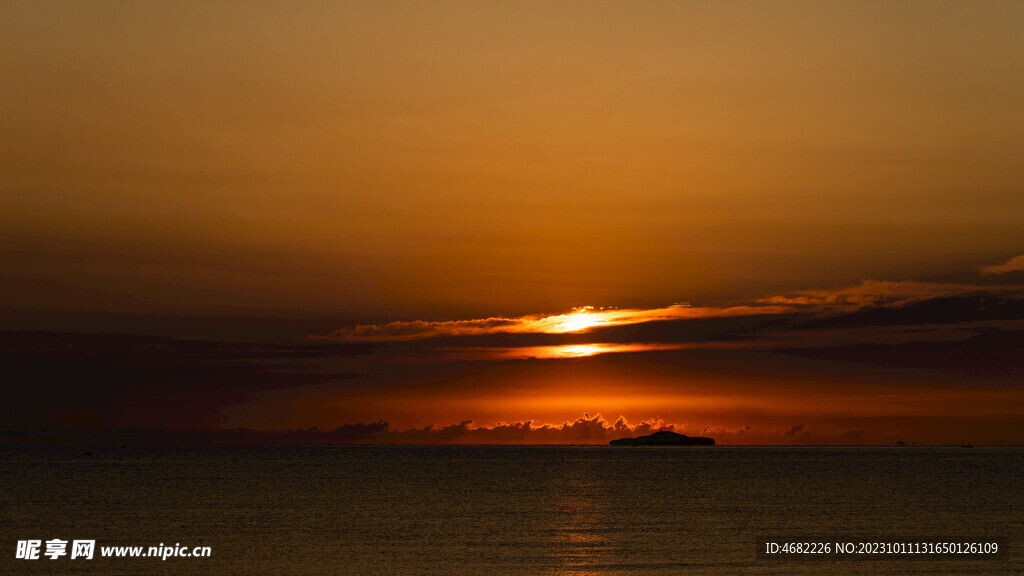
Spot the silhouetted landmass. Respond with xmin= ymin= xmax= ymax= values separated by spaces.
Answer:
xmin=609 ymin=431 xmax=715 ymax=446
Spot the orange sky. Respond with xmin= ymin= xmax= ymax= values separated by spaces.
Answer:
xmin=1 ymin=1 xmax=1023 ymax=444
xmin=3 ymin=1 xmax=1023 ymax=318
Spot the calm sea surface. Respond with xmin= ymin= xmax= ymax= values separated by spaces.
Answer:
xmin=2 ymin=446 xmax=1021 ymax=575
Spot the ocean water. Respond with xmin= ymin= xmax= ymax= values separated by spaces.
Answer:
xmin=1 ymin=445 xmax=1021 ymax=575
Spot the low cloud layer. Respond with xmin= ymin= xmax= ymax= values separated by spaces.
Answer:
xmin=385 ymin=413 xmax=678 ymax=444
xmin=982 ymin=255 xmax=1024 ymax=275
xmin=318 ymin=304 xmax=791 ymax=342
xmin=316 ymin=281 xmax=1023 ymax=357
xmin=4 ymin=415 xmax=932 ymax=446
xmin=756 ymin=280 xmax=1000 ymax=308
xmin=784 ymin=424 xmax=807 ymax=437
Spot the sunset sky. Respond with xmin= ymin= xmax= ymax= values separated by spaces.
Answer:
xmin=2 ymin=1 xmax=1023 ymax=444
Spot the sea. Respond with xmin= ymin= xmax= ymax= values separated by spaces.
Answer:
xmin=1 ymin=445 xmax=1021 ymax=575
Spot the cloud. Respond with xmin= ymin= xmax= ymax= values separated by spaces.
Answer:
xmin=2 ymin=414 xmax=680 ymax=445
xmin=757 ymin=280 xmax=996 ymax=309
xmin=699 ymin=424 xmax=755 ymax=441
xmin=981 ymin=255 xmax=1024 ymax=275
xmin=381 ymin=413 xmax=679 ymax=444
xmin=317 ymin=304 xmax=791 ymax=343
xmin=319 ymin=281 xmax=1023 ymax=345
xmin=784 ymin=424 xmax=806 ymax=437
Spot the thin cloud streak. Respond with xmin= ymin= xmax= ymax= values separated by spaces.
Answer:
xmin=316 ymin=280 xmax=1021 ymax=345
xmin=756 ymin=280 xmax=1005 ymax=308
xmin=317 ymin=304 xmax=791 ymax=343
xmin=982 ymin=255 xmax=1024 ymax=275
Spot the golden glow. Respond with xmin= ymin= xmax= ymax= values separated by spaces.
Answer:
xmin=323 ymin=304 xmax=793 ymax=342
xmin=543 ymin=344 xmax=605 ymax=358
xmin=494 ymin=342 xmax=696 ymax=360
xmin=551 ymin=307 xmax=601 ymax=333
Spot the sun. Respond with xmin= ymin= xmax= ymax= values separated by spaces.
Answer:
xmin=555 ymin=306 xmax=600 ymax=333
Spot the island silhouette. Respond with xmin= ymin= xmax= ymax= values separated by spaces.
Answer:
xmin=609 ymin=431 xmax=715 ymax=446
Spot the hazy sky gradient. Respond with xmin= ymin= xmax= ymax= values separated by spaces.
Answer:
xmin=3 ymin=1 xmax=1023 ymax=322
